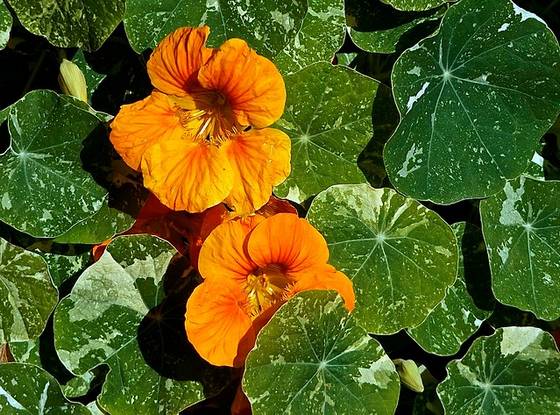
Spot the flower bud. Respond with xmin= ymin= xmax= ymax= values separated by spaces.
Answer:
xmin=393 ymin=358 xmax=424 ymax=392
xmin=58 ymin=59 xmax=87 ymax=102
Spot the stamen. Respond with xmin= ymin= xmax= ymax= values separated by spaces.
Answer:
xmin=244 ymin=264 xmax=290 ymax=318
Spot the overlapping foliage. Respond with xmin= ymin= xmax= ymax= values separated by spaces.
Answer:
xmin=1 ymin=0 xmax=559 ymax=414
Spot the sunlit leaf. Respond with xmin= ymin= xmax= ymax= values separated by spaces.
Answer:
xmin=0 ymin=90 xmax=108 ymax=238
xmin=275 ymin=62 xmax=378 ymax=203
xmin=307 ymin=183 xmax=458 ymax=333
xmin=0 ymin=237 xmax=57 ymax=344
xmin=381 ymin=0 xmax=449 ymax=12
xmin=123 ymin=0 xmax=306 ymax=57
xmin=408 ymin=222 xmax=493 ymax=355
xmin=54 ymin=235 xmax=205 ymax=414
xmin=480 ymin=176 xmax=560 ymax=320
xmin=274 ymin=0 xmax=346 ymax=74
xmin=0 ymin=363 xmax=90 ymax=414
xmin=437 ymin=327 xmax=560 ymax=414
xmin=5 ymin=0 xmax=125 ymax=50
xmin=0 ymin=1 xmax=12 ymax=50
xmin=384 ymin=0 xmax=560 ymax=204
xmin=243 ymin=291 xmax=400 ymax=415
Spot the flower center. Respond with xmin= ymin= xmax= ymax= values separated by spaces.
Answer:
xmin=171 ymin=90 xmax=241 ymax=145
xmin=245 ymin=264 xmax=290 ymax=317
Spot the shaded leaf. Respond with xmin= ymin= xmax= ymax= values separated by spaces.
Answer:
xmin=0 ymin=1 xmax=12 ymax=50
xmin=307 ymin=183 xmax=458 ymax=333
xmin=243 ymin=291 xmax=400 ymax=415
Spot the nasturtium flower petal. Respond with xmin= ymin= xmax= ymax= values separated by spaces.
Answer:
xmin=223 ymin=128 xmax=291 ymax=214
xmin=141 ymin=138 xmax=233 ymax=212
xmin=198 ymin=38 xmax=286 ymax=128
xmin=186 ymin=277 xmax=255 ymax=367
xmin=147 ymin=26 xmax=213 ymax=96
xmin=198 ymin=219 xmax=256 ymax=282
xmin=247 ymin=213 xmax=330 ymax=273
xmin=110 ymin=92 xmax=183 ymax=170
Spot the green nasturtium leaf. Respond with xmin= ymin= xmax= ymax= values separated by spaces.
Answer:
xmin=274 ymin=0 xmax=346 ymax=74
xmin=0 ymin=1 xmax=12 ymax=50
xmin=243 ymin=291 xmax=400 ymax=415
xmin=437 ymin=327 xmax=560 ymax=414
xmin=307 ymin=183 xmax=458 ymax=334
xmin=384 ymin=0 xmax=560 ymax=204
xmin=480 ymin=176 xmax=560 ymax=321
xmin=381 ymin=0 xmax=448 ymax=12
xmin=0 ymin=363 xmax=90 ymax=414
xmin=54 ymin=235 xmax=205 ymax=414
xmin=408 ymin=222 xmax=493 ymax=356
xmin=347 ymin=0 xmax=443 ymax=54
xmin=274 ymin=62 xmax=378 ymax=203
xmin=0 ymin=90 xmax=108 ymax=238
xmin=5 ymin=0 xmax=125 ymax=51
xmin=123 ymin=0 xmax=307 ymax=57
xmin=0 ymin=238 xmax=58 ymax=344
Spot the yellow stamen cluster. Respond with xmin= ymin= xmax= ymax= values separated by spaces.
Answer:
xmin=244 ymin=264 xmax=290 ymax=317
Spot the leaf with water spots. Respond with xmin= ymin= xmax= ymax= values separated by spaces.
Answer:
xmin=0 ymin=1 xmax=12 ymax=50
xmin=0 ymin=363 xmax=90 ymax=414
xmin=384 ymin=0 xmax=560 ymax=204
xmin=243 ymin=291 xmax=400 ymax=415
xmin=0 ymin=90 xmax=109 ymax=238
xmin=437 ymin=327 xmax=560 ymax=414
xmin=123 ymin=0 xmax=306 ymax=57
xmin=5 ymin=0 xmax=125 ymax=50
xmin=53 ymin=235 xmax=206 ymax=414
xmin=273 ymin=0 xmax=346 ymax=74
xmin=347 ymin=0 xmax=444 ymax=54
xmin=408 ymin=222 xmax=494 ymax=356
xmin=274 ymin=62 xmax=378 ymax=203
xmin=480 ymin=176 xmax=560 ymax=320
xmin=381 ymin=0 xmax=449 ymax=12
xmin=307 ymin=183 xmax=458 ymax=334
xmin=0 ymin=237 xmax=58 ymax=344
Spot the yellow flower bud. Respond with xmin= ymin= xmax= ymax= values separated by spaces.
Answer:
xmin=58 ymin=59 xmax=87 ymax=102
xmin=393 ymin=358 xmax=424 ymax=393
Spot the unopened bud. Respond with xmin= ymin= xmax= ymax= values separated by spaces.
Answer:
xmin=393 ymin=358 xmax=424 ymax=392
xmin=58 ymin=59 xmax=87 ymax=102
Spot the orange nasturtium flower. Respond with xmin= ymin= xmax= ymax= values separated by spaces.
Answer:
xmin=110 ymin=26 xmax=290 ymax=214
xmin=185 ymin=213 xmax=355 ymax=367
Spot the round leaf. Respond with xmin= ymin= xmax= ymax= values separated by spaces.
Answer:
xmin=307 ymin=183 xmax=458 ymax=333
xmin=54 ymin=235 xmax=205 ymax=414
xmin=384 ymin=0 xmax=560 ymax=204
xmin=275 ymin=62 xmax=378 ymax=203
xmin=0 ymin=363 xmax=90 ymax=414
xmin=123 ymin=0 xmax=307 ymax=56
xmin=0 ymin=237 xmax=58 ymax=344
xmin=408 ymin=222 xmax=493 ymax=355
xmin=243 ymin=291 xmax=400 ymax=415
xmin=480 ymin=176 xmax=560 ymax=320
xmin=274 ymin=0 xmax=346 ymax=74
xmin=0 ymin=1 xmax=12 ymax=50
xmin=437 ymin=327 xmax=560 ymax=414
xmin=0 ymin=90 xmax=108 ymax=238
xmin=5 ymin=0 xmax=125 ymax=50
xmin=381 ymin=0 xmax=448 ymax=12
